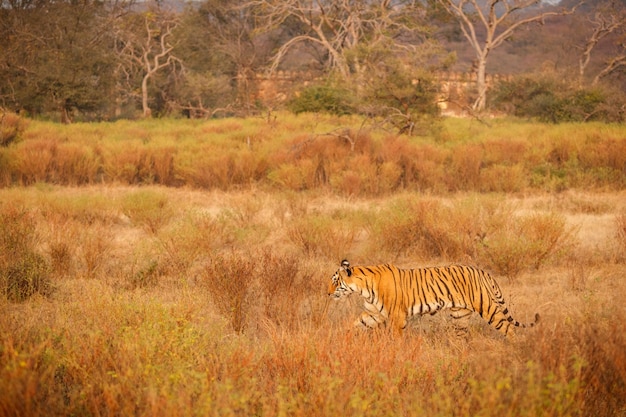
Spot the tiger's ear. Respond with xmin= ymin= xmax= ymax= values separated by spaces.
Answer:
xmin=340 ymin=259 xmax=352 ymax=277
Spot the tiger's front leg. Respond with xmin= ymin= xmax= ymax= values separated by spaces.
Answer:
xmin=355 ymin=311 xmax=386 ymax=330
xmin=355 ymin=302 xmax=388 ymax=330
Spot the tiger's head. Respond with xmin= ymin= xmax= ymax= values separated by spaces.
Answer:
xmin=328 ymin=259 xmax=355 ymax=300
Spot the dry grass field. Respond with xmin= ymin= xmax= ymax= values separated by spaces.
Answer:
xmin=1 ymin=114 xmax=625 ymax=416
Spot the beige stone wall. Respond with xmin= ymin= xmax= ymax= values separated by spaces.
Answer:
xmin=248 ymin=71 xmax=511 ymax=115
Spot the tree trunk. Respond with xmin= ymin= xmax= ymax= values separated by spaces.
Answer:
xmin=141 ymin=74 xmax=151 ymax=118
xmin=473 ymin=54 xmax=488 ymax=112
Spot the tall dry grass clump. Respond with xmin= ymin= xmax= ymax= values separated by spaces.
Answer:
xmin=478 ymin=211 xmax=576 ymax=279
xmin=201 ymin=249 xmax=320 ymax=334
xmin=202 ymin=251 xmax=257 ymax=334
xmin=0 ymin=205 xmax=52 ymax=301
xmin=1 ymin=116 xmax=625 ymax=193
xmin=287 ymin=213 xmax=358 ymax=259
xmin=0 ymin=110 xmax=27 ymax=147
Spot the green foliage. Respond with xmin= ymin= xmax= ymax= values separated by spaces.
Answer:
xmin=364 ymin=67 xmax=441 ymax=135
xmin=288 ymin=84 xmax=355 ymax=116
xmin=490 ymin=75 xmax=626 ymax=123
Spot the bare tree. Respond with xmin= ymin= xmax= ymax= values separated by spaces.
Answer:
xmin=437 ymin=0 xmax=581 ymax=111
xmin=114 ymin=3 xmax=181 ymax=117
xmin=577 ymin=0 xmax=626 ymax=87
xmin=246 ymin=0 xmax=427 ymax=82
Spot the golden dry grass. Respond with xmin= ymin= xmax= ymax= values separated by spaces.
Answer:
xmin=1 ymin=114 xmax=625 ymax=415
xmin=1 ymin=185 xmax=625 ymax=416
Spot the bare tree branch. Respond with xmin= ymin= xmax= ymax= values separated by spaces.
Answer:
xmin=437 ymin=0 xmax=582 ymax=111
xmin=577 ymin=1 xmax=626 ymax=87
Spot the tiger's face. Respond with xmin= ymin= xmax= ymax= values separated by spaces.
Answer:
xmin=328 ymin=259 xmax=354 ymax=300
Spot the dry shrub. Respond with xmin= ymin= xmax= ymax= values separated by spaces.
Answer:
xmin=100 ymin=146 xmax=155 ymax=184
xmin=479 ymin=164 xmax=528 ymax=192
xmin=184 ymin=150 xmax=264 ymax=189
xmin=547 ymin=136 xmax=578 ymax=168
xmin=201 ymin=248 xmax=319 ymax=333
xmin=577 ymin=324 xmax=626 ymax=415
xmin=0 ymin=110 xmax=27 ymax=147
xmin=150 ymin=146 xmax=177 ymax=186
xmin=269 ymin=132 xmax=369 ymax=192
xmin=127 ymin=260 xmax=160 ymax=289
xmin=378 ymin=136 xmax=448 ymax=192
xmin=482 ymin=138 xmax=529 ymax=165
xmin=78 ymin=224 xmax=113 ymax=279
xmin=0 ymin=205 xmax=52 ymax=301
xmin=478 ymin=212 xmax=575 ymax=279
xmin=44 ymin=218 xmax=78 ymax=279
xmin=200 ymin=120 xmax=244 ymax=135
xmin=202 ymin=251 xmax=257 ymax=333
xmin=121 ymin=190 xmax=174 ymax=234
xmin=257 ymin=250 xmax=316 ymax=329
xmin=0 ymin=150 xmax=12 ymax=187
xmin=522 ymin=311 xmax=626 ymax=417
xmin=565 ymin=251 xmax=593 ymax=292
xmin=286 ymin=213 xmax=356 ymax=260
xmin=369 ymin=196 xmax=574 ymax=272
xmin=329 ymin=154 xmax=404 ymax=196
xmin=54 ymin=143 xmax=100 ymax=185
xmin=578 ymin=136 xmax=626 ymax=174
xmin=14 ymin=138 xmax=57 ymax=184
xmin=48 ymin=240 xmax=73 ymax=279
xmin=368 ymin=197 xmax=487 ymax=262
xmin=447 ymin=143 xmax=483 ymax=191
xmin=155 ymin=212 xmax=232 ymax=279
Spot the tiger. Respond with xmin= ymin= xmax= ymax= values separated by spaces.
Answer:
xmin=328 ymin=259 xmax=539 ymax=336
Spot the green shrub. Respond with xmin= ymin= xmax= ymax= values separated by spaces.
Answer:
xmin=490 ymin=75 xmax=625 ymax=123
xmin=362 ymin=68 xmax=441 ymax=135
xmin=288 ymin=85 xmax=355 ymax=116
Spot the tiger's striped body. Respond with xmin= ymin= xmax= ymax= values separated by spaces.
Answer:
xmin=328 ymin=260 xmax=539 ymax=336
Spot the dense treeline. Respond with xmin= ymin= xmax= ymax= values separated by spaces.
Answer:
xmin=1 ymin=0 xmax=625 ymax=123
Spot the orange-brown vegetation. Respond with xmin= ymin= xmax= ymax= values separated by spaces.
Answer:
xmin=1 ymin=114 xmax=625 ymax=416
xmin=1 ymin=114 xmax=625 ymax=194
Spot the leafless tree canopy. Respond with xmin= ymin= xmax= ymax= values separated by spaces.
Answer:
xmin=0 ymin=0 xmax=624 ymax=120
